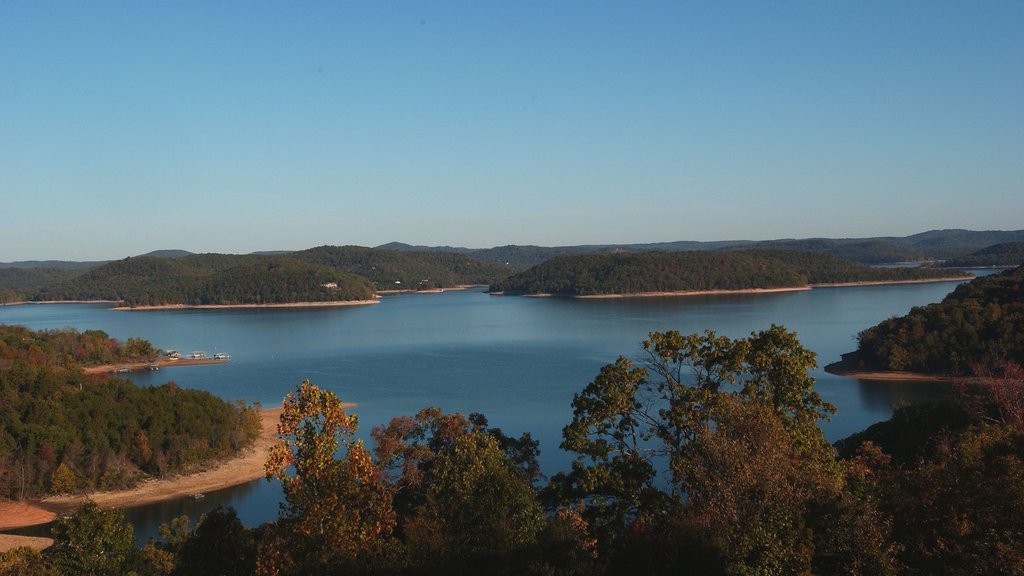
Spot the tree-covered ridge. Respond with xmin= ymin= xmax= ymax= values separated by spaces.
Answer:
xmin=855 ymin=265 xmax=1024 ymax=375
xmin=28 ymin=254 xmax=375 ymax=307
xmin=490 ymin=250 xmax=969 ymax=296
xmin=940 ymin=241 xmax=1024 ymax=268
xmin=293 ymin=245 xmax=510 ymax=290
xmin=0 ymin=325 xmax=261 ymax=499
xmin=0 ymin=268 xmax=84 ymax=304
xmin=16 ymin=247 xmax=510 ymax=307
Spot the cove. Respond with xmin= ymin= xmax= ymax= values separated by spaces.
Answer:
xmin=0 ymin=273 xmax=991 ymax=543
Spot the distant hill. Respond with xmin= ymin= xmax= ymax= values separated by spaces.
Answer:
xmin=939 ymin=241 xmax=1024 ymax=268
xmin=382 ymin=229 xmax=1024 ymax=268
xmin=16 ymin=246 xmax=510 ymax=307
xmin=139 ymin=249 xmax=194 ymax=259
xmin=32 ymin=254 xmax=375 ymax=307
xmin=884 ymin=229 xmax=1024 ymax=260
xmin=490 ymin=250 xmax=969 ymax=297
xmin=295 ymin=245 xmax=510 ymax=289
xmin=0 ymin=268 xmax=85 ymax=303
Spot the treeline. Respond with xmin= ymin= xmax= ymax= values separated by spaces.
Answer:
xmin=940 ymin=241 xmax=1024 ymax=268
xmin=0 ymin=268 xmax=83 ymax=304
xmin=31 ymin=255 xmax=375 ymax=307
xmin=856 ymin=265 xmax=1024 ymax=375
xmin=0 ymin=326 xmax=260 ymax=499
xmin=6 ymin=328 xmax=1021 ymax=575
xmin=18 ymin=247 xmax=509 ymax=307
xmin=294 ymin=245 xmax=509 ymax=290
xmin=491 ymin=250 xmax=968 ymax=296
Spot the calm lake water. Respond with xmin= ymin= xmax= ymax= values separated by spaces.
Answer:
xmin=0 ymin=274 xmax=989 ymax=542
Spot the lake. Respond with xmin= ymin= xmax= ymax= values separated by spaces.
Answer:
xmin=0 ymin=275 xmax=986 ymax=542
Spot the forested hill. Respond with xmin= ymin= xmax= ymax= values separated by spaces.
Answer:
xmin=0 ymin=325 xmax=261 ymax=498
xmin=382 ymin=229 xmax=1024 ymax=268
xmin=18 ymin=247 xmax=507 ymax=307
xmin=489 ymin=250 xmax=970 ymax=297
xmin=32 ymin=254 xmax=376 ymax=307
xmin=939 ymin=241 xmax=1024 ymax=268
xmin=854 ymin=265 xmax=1024 ymax=375
xmin=293 ymin=245 xmax=509 ymax=290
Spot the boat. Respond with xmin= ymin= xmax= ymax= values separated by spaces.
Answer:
xmin=190 ymin=493 xmax=205 ymax=501
xmin=213 ymin=352 xmax=231 ymax=361
xmin=146 ymin=363 xmax=160 ymax=371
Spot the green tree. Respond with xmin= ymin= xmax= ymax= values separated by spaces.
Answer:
xmin=551 ymin=326 xmax=834 ymax=542
xmin=49 ymin=501 xmax=137 ymax=576
xmin=403 ymin=432 xmax=544 ymax=573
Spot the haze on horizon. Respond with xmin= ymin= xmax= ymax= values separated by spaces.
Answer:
xmin=2 ymin=2 xmax=1021 ymax=262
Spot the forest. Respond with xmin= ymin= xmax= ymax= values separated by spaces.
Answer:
xmin=940 ymin=241 xmax=1024 ymax=268
xmin=3 ymin=326 xmax=1021 ymax=575
xmin=6 ymin=247 xmax=508 ymax=307
xmin=855 ymin=265 xmax=1024 ymax=375
xmin=490 ymin=250 xmax=968 ymax=296
xmin=0 ymin=326 xmax=261 ymax=499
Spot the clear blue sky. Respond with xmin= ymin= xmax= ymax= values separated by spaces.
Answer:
xmin=2 ymin=2 xmax=1021 ymax=261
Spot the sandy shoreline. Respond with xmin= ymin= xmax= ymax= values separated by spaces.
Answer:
xmin=573 ymin=286 xmax=812 ymax=299
xmin=809 ymin=276 xmax=969 ymax=288
xmin=498 ymin=276 xmax=970 ymax=300
xmin=0 ymin=406 xmax=292 ymax=536
xmin=113 ymin=299 xmax=380 ymax=311
xmin=823 ymin=354 xmax=961 ymax=383
xmin=82 ymin=356 xmax=231 ymax=374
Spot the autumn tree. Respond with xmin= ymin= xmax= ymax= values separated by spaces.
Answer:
xmin=261 ymin=380 xmax=395 ymax=575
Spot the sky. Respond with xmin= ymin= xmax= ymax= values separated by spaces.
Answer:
xmin=1 ymin=1 xmax=1022 ymax=261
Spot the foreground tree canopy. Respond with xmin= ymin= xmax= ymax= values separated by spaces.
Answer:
xmin=4 ymin=327 xmax=1022 ymax=575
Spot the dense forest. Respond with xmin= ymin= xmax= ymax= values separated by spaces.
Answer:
xmin=4 ymin=327 xmax=1021 ymax=575
xmin=292 ymin=245 xmax=509 ymax=290
xmin=940 ymin=241 xmax=1024 ymax=268
xmin=9 ymin=247 xmax=509 ymax=307
xmin=0 ymin=326 xmax=261 ymax=499
xmin=29 ymin=254 xmax=376 ymax=307
xmin=0 ymin=268 xmax=83 ymax=304
xmin=855 ymin=265 xmax=1024 ymax=375
xmin=381 ymin=229 xmax=1024 ymax=268
xmin=490 ymin=250 xmax=969 ymax=296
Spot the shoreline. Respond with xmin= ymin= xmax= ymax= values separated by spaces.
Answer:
xmin=823 ymin=354 xmax=961 ymax=383
xmin=82 ymin=356 xmax=231 ymax=374
xmin=113 ymin=299 xmax=380 ymax=311
xmin=573 ymin=286 xmax=811 ymax=299
xmin=499 ymin=276 xmax=970 ymax=300
xmin=0 ymin=404 xmax=304 ymax=535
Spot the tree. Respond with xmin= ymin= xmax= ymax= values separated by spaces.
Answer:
xmin=172 ymin=506 xmax=255 ymax=576
xmin=403 ymin=432 xmax=544 ymax=573
xmin=261 ymin=380 xmax=395 ymax=575
xmin=551 ymin=327 xmax=834 ymax=538
xmin=49 ymin=501 xmax=137 ymax=576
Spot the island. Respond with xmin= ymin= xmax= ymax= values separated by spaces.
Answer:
xmin=488 ymin=250 xmax=971 ymax=297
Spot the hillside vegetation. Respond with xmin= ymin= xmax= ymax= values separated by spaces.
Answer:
xmin=0 ymin=325 xmax=260 ymax=498
xmin=32 ymin=255 xmax=374 ymax=307
xmin=293 ymin=245 xmax=508 ymax=289
xmin=490 ymin=250 xmax=969 ymax=296
xmin=940 ymin=241 xmax=1024 ymax=268
xmin=855 ymin=265 xmax=1024 ymax=375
